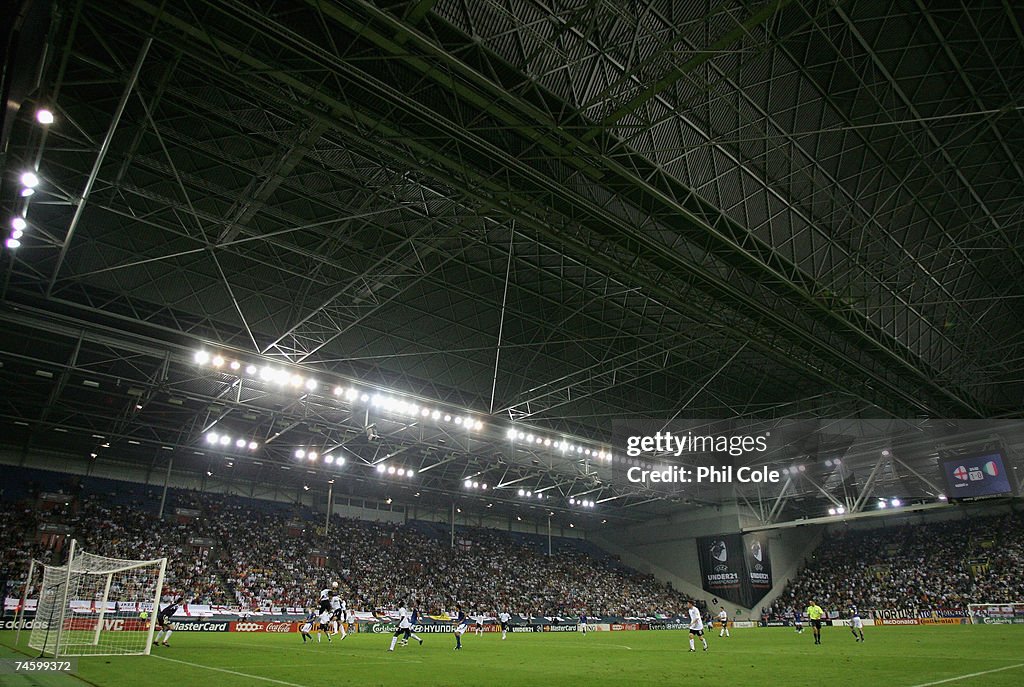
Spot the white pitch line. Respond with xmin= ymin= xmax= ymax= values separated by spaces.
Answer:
xmin=151 ymin=654 xmax=310 ymax=687
xmin=908 ymin=662 xmax=1024 ymax=687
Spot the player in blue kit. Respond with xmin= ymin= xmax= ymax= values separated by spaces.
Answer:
xmin=453 ymin=606 xmax=469 ymax=650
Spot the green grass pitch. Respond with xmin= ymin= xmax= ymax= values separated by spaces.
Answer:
xmin=2 ymin=626 xmax=1023 ymax=687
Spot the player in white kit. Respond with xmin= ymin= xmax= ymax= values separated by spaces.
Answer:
xmin=687 ymin=600 xmax=708 ymax=652
xmin=717 ymin=606 xmax=730 ymax=637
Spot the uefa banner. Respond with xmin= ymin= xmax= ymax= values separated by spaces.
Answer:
xmin=742 ymin=533 xmax=772 ymax=607
xmin=697 ymin=534 xmax=747 ymax=606
xmin=697 ymin=533 xmax=773 ymax=607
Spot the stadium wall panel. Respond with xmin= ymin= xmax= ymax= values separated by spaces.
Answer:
xmin=593 ymin=508 xmax=822 ymax=616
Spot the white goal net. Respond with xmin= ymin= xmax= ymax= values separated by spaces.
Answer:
xmin=28 ymin=540 xmax=167 ymax=657
xmin=967 ymin=603 xmax=1024 ymax=625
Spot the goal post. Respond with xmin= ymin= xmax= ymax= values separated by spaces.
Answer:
xmin=28 ymin=540 xmax=167 ymax=657
xmin=13 ymin=558 xmax=38 ymax=646
xmin=967 ymin=603 xmax=1024 ymax=624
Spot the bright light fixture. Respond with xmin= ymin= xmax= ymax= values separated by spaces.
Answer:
xmin=36 ymin=109 xmax=54 ymax=125
xmin=20 ymin=171 xmax=39 ymax=188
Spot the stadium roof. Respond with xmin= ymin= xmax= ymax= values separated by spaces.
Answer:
xmin=1 ymin=0 xmax=1022 ymax=525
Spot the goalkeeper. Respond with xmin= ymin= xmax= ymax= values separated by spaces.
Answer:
xmin=153 ymin=598 xmax=183 ymax=647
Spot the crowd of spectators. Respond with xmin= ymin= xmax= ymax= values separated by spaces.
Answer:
xmin=11 ymin=481 xmax=1018 ymax=621
xmin=1 ymin=488 xmax=693 ymax=618
xmin=764 ymin=511 xmax=1024 ymax=619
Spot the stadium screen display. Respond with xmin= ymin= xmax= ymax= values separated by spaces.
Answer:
xmin=941 ymin=452 xmax=1015 ymax=500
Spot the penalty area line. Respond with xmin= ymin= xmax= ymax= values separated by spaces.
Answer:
xmin=908 ymin=662 xmax=1024 ymax=687
xmin=151 ymin=654 xmax=309 ymax=687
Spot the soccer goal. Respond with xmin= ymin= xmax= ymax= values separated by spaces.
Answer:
xmin=967 ymin=603 xmax=1024 ymax=625
xmin=28 ymin=540 xmax=167 ymax=657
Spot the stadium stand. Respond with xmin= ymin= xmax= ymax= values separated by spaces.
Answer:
xmin=0 ymin=469 xmax=693 ymax=617
xmin=766 ymin=512 xmax=1024 ymax=619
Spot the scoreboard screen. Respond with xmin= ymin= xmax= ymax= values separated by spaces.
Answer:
xmin=941 ymin=453 xmax=1014 ymax=500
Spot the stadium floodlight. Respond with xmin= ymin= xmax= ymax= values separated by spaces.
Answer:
xmin=338 ymin=457 xmax=346 ymax=466
xmin=464 ymin=479 xmax=473 ymax=488
xmin=891 ymin=498 xmax=901 ymax=507
xmin=36 ymin=108 xmax=55 ymax=125
xmin=303 ymin=485 xmax=309 ymax=491
xmin=431 ymin=410 xmax=440 ymax=419
xmin=212 ymin=355 xmax=224 ymax=367
xmin=305 ymin=379 xmax=317 ymax=391
xmin=308 ymin=451 xmax=318 ymax=461
xmin=333 ymin=386 xmax=343 ymax=396
xmin=938 ymin=494 xmax=947 ymax=501
xmin=229 ymin=360 xmax=240 ymax=370
xmin=387 ymin=466 xmax=396 ymax=474
xmin=474 ymin=420 xmax=483 ymax=430
xmin=397 ymin=468 xmax=406 ymax=476
xmin=20 ymin=187 xmax=34 ymax=197
xmin=878 ymin=500 xmax=887 ymax=509
xmin=517 ymin=489 xmax=525 ymax=496
xmin=235 ymin=438 xmax=245 ymax=448
xmin=325 ymin=455 xmax=335 ymax=465
xmin=245 ymin=364 xmax=257 ymax=375
xmin=543 ymin=438 xmax=551 ymax=446
xmin=881 ymin=449 xmax=891 ymax=457
xmin=507 ymin=428 xmax=516 ymax=439
xmin=472 ymin=481 xmax=479 ymax=488
xmin=361 ymin=394 xmax=370 ymax=402
xmin=526 ymin=491 xmax=532 ymax=497
xmin=837 ymin=506 xmax=846 ymax=514
xmin=569 ymin=498 xmax=576 ymax=505
xmin=11 ymin=217 xmax=27 ymax=231
xmin=828 ymin=507 xmax=837 ymax=515
xmin=20 ymin=171 xmax=39 ymax=188
xmin=376 ymin=464 xmax=386 ymax=473
xmin=194 ymin=350 xmax=210 ymax=364
xmin=481 ymin=483 xmax=487 ymax=489
xmin=295 ymin=449 xmax=306 ymax=459
xmin=420 ymin=407 xmax=430 ymax=417
xmin=444 ymin=414 xmax=452 ymax=422
xmin=205 ymin=432 xmax=218 ymax=444
xmin=454 ymin=416 xmax=463 ymax=425
xmin=218 ymin=435 xmax=230 ymax=445
xmin=248 ymin=441 xmax=258 ymax=450
xmin=347 ymin=388 xmax=359 ymax=400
